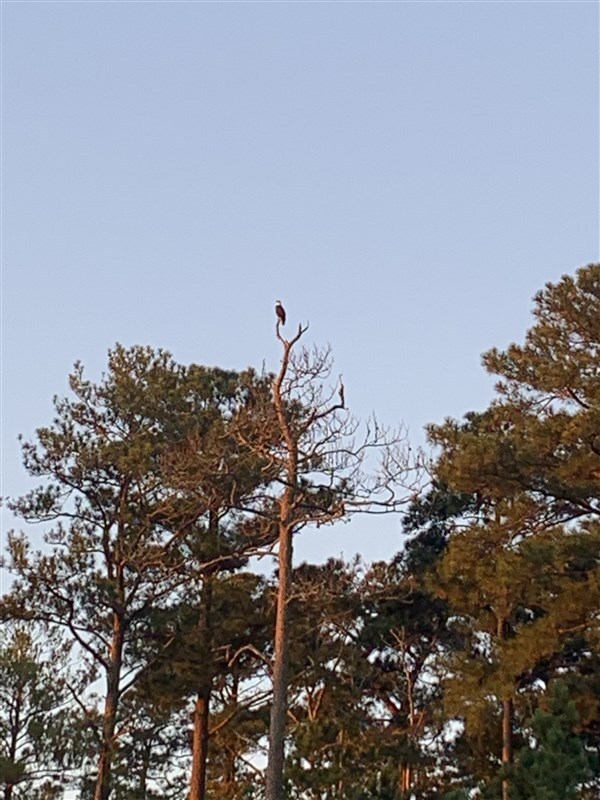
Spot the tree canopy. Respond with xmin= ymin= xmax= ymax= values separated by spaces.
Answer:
xmin=1 ymin=264 xmax=599 ymax=799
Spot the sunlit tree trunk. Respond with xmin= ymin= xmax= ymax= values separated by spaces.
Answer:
xmin=501 ymin=696 xmax=513 ymax=800
xmin=189 ymin=690 xmax=211 ymax=800
xmin=94 ymin=617 xmax=125 ymax=800
xmin=497 ymin=615 xmax=513 ymax=800
xmin=265 ymin=523 xmax=294 ymax=800
xmin=189 ymin=513 xmax=217 ymax=800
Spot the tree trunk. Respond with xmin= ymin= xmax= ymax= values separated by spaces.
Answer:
xmin=265 ymin=523 xmax=293 ymax=800
xmin=223 ymin=673 xmax=240 ymax=788
xmin=189 ymin=526 xmax=216 ymax=800
xmin=189 ymin=690 xmax=211 ymax=800
xmin=497 ymin=613 xmax=513 ymax=800
xmin=265 ymin=323 xmax=301 ymax=799
xmin=138 ymin=741 xmax=149 ymax=798
xmin=5 ymin=688 xmax=21 ymax=800
xmin=402 ymin=668 xmax=416 ymax=797
xmin=401 ymin=764 xmax=411 ymax=795
xmin=501 ymin=696 xmax=513 ymax=800
xmin=94 ymin=617 xmax=125 ymax=800
xmin=94 ymin=689 xmax=118 ymax=800
xmin=336 ymin=729 xmax=344 ymax=798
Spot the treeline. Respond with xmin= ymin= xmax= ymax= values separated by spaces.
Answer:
xmin=1 ymin=265 xmax=599 ymax=800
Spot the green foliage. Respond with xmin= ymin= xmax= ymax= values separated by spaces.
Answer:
xmin=510 ymin=681 xmax=595 ymax=800
xmin=1 ymin=345 xmax=276 ymax=800
xmin=107 ymin=694 xmax=189 ymax=800
xmin=283 ymin=559 xmax=367 ymax=799
xmin=425 ymin=265 xmax=600 ymax=794
xmin=1 ymin=266 xmax=598 ymax=799
xmin=429 ymin=264 xmax=600 ymax=521
xmin=0 ymin=624 xmax=84 ymax=799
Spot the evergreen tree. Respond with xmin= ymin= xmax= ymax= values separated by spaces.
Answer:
xmin=426 ymin=264 xmax=600 ymax=797
xmin=510 ymin=681 xmax=595 ymax=800
xmin=284 ymin=559 xmax=366 ymax=800
xmin=429 ymin=263 xmax=600 ymax=523
xmin=283 ymin=545 xmax=457 ymax=800
xmin=1 ymin=345 xmax=273 ymax=800
xmin=0 ymin=623 xmax=84 ymax=799
xmin=133 ymin=571 xmax=271 ymax=800
xmin=239 ymin=317 xmax=418 ymax=800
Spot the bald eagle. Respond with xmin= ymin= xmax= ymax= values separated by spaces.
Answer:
xmin=275 ymin=300 xmax=286 ymax=325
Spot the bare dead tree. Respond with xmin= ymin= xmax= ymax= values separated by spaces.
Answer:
xmin=232 ymin=315 xmax=422 ymax=800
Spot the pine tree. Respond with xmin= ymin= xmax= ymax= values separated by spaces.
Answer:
xmin=0 ymin=623 xmax=84 ymax=799
xmin=237 ymin=318 xmax=418 ymax=800
xmin=132 ymin=571 xmax=271 ymax=800
xmin=283 ymin=559 xmax=366 ymax=800
xmin=1 ymin=345 xmax=274 ymax=800
xmin=429 ymin=263 xmax=600 ymax=523
xmin=426 ymin=265 xmax=600 ymax=797
xmin=510 ymin=681 xmax=595 ymax=800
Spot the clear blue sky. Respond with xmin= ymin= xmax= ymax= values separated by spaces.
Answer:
xmin=1 ymin=1 xmax=598 ymax=569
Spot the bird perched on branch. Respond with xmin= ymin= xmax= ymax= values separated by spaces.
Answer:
xmin=275 ymin=300 xmax=286 ymax=325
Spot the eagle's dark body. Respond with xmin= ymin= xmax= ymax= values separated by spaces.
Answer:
xmin=275 ymin=301 xmax=286 ymax=325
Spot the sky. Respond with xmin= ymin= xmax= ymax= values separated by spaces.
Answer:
xmin=1 ymin=0 xmax=599 ymax=572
